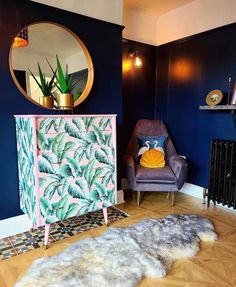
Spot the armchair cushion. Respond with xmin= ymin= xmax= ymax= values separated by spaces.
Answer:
xmin=136 ymin=165 xmax=176 ymax=183
xmin=136 ymin=135 xmax=168 ymax=159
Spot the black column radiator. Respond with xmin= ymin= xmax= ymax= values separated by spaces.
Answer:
xmin=208 ymin=139 xmax=236 ymax=209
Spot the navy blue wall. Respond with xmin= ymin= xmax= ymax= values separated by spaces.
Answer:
xmin=0 ymin=0 xmax=122 ymax=220
xmin=122 ymin=40 xmax=156 ymax=150
xmin=156 ymin=23 xmax=236 ymax=187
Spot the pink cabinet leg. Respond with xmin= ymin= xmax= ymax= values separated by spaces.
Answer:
xmin=103 ymin=208 xmax=109 ymax=226
xmin=30 ymin=221 xmax=34 ymax=232
xmin=44 ymin=224 xmax=50 ymax=249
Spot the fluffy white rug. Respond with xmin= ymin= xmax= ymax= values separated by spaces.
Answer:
xmin=15 ymin=214 xmax=217 ymax=287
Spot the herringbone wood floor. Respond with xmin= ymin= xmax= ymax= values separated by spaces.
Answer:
xmin=0 ymin=192 xmax=236 ymax=287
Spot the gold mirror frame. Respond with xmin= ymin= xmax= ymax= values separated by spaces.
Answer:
xmin=9 ymin=22 xmax=94 ymax=109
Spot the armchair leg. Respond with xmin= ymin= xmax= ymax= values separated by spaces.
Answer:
xmin=137 ymin=191 xmax=141 ymax=207
xmin=167 ymin=192 xmax=170 ymax=199
xmin=171 ymin=192 xmax=175 ymax=206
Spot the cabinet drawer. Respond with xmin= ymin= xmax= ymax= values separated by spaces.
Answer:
xmin=37 ymin=116 xmax=113 ymax=134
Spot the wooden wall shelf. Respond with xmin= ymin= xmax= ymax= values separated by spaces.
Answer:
xmin=199 ymin=105 xmax=236 ymax=110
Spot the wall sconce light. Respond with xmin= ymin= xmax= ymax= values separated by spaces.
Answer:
xmin=13 ymin=28 xmax=29 ymax=48
xmin=129 ymin=48 xmax=142 ymax=69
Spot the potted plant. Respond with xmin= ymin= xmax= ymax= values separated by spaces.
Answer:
xmin=48 ymin=55 xmax=82 ymax=110
xmin=29 ymin=63 xmax=57 ymax=109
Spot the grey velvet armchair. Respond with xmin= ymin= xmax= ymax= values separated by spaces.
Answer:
xmin=123 ymin=119 xmax=188 ymax=206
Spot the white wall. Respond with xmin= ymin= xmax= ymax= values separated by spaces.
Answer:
xmin=31 ymin=0 xmax=123 ymax=25
xmin=156 ymin=0 xmax=236 ymax=45
xmin=124 ymin=0 xmax=236 ymax=46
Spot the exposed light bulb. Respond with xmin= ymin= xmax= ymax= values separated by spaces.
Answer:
xmin=134 ymin=56 xmax=142 ymax=69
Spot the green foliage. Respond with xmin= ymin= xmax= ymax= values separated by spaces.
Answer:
xmin=47 ymin=56 xmax=82 ymax=102
xmin=56 ymin=55 xmax=73 ymax=93
xmin=29 ymin=63 xmax=57 ymax=97
xmin=36 ymin=116 xmax=116 ymax=223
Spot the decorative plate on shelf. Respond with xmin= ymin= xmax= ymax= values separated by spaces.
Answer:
xmin=206 ymin=89 xmax=223 ymax=106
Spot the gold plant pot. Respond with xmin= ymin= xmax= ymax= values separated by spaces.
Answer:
xmin=56 ymin=93 xmax=74 ymax=110
xmin=39 ymin=96 xmax=54 ymax=109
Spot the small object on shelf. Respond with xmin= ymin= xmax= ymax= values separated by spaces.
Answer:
xmin=230 ymin=83 xmax=236 ymax=105
xmin=227 ymin=77 xmax=232 ymax=105
xmin=206 ymin=89 xmax=223 ymax=106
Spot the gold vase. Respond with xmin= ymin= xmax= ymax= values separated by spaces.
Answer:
xmin=39 ymin=96 xmax=54 ymax=109
xmin=56 ymin=93 xmax=74 ymax=110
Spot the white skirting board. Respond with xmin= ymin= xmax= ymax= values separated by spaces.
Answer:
xmin=0 ymin=214 xmax=32 ymax=239
xmin=0 ymin=190 xmax=125 ymax=239
xmin=179 ymin=183 xmax=235 ymax=211
xmin=179 ymin=182 xmax=203 ymax=199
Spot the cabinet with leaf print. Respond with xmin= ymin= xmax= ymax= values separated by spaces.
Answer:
xmin=15 ymin=114 xmax=117 ymax=247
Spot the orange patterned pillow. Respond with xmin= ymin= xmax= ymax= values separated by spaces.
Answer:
xmin=140 ymin=149 xmax=165 ymax=168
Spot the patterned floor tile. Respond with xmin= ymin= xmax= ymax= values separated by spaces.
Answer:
xmin=9 ymin=227 xmax=54 ymax=255
xmin=0 ymin=238 xmax=17 ymax=260
xmin=1 ymin=207 xmax=128 ymax=260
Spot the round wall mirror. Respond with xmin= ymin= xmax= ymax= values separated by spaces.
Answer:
xmin=9 ymin=22 xmax=94 ymax=109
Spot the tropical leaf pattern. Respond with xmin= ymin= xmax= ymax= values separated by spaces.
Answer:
xmin=36 ymin=116 xmax=116 ymax=224
xmin=15 ymin=118 xmax=37 ymax=225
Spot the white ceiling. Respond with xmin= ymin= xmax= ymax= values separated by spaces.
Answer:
xmin=123 ymin=0 xmax=194 ymax=17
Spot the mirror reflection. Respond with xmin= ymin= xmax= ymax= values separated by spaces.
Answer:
xmin=10 ymin=22 xmax=94 ymax=109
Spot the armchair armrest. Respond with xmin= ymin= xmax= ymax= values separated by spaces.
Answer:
xmin=168 ymin=155 xmax=188 ymax=190
xmin=123 ymin=154 xmax=137 ymax=190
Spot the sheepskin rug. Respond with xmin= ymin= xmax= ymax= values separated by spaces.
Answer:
xmin=15 ymin=214 xmax=217 ymax=287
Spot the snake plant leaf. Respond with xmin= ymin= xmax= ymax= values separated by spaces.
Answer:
xmin=29 ymin=68 xmax=43 ymax=91
xmin=56 ymin=55 xmax=68 ymax=93
xmin=37 ymin=63 xmax=47 ymax=93
xmin=67 ymin=73 xmax=73 ymax=91
xmin=73 ymin=88 xmax=82 ymax=102
xmin=29 ymin=63 xmax=57 ymax=96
